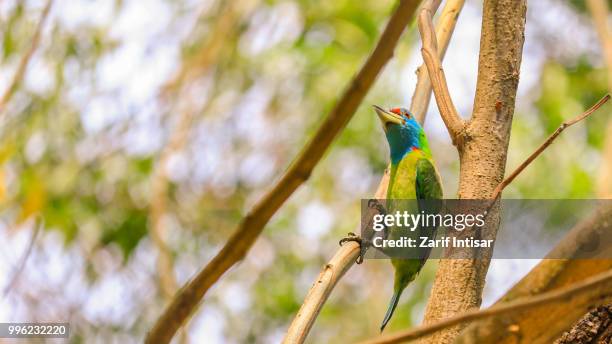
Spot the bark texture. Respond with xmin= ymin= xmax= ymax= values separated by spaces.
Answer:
xmin=418 ymin=1 xmax=527 ymax=343
xmin=455 ymin=203 xmax=612 ymax=343
xmin=555 ymin=305 xmax=612 ymax=344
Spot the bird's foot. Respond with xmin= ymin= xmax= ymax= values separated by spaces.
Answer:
xmin=339 ymin=232 xmax=368 ymax=264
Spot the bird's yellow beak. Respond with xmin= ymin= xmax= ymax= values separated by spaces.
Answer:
xmin=373 ymin=105 xmax=403 ymax=132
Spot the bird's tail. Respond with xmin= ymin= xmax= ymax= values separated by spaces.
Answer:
xmin=380 ymin=288 xmax=403 ymax=332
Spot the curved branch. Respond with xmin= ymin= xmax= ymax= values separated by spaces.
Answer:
xmin=146 ymin=1 xmax=424 ymax=342
xmin=417 ymin=0 xmax=465 ymax=145
xmin=283 ymin=241 xmax=360 ymax=344
xmin=412 ymin=0 xmax=466 ymax=124
xmin=358 ymin=269 xmax=612 ymax=344
xmin=282 ymin=169 xmax=389 ymax=344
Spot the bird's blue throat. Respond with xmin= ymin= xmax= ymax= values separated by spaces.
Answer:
xmin=385 ymin=121 xmax=425 ymax=164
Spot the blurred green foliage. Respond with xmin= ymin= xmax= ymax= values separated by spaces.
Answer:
xmin=0 ymin=0 xmax=609 ymax=343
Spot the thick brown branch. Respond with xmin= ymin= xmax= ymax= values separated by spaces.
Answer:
xmin=359 ymin=269 xmax=612 ymax=344
xmin=455 ymin=203 xmax=612 ymax=343
xmin=145 ymin=2 xmax=423 ymax=342
xmin=491 ymin=95 xmax=610 ymax=200
xmin=0 ymin=0 xmax=54 ymax=114
xmin=554 ymin=304 xmax=612 ymax=344
xmin=417 ymin=0 xmax=465 ymax=145
xmin=420 ymin=1 xmax=527 ymax=342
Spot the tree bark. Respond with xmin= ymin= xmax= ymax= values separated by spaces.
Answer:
xmin=554 ymin=304 xmax=612 ymax=344
xmin=455 ymin=203 xmax=612 ymax=343
xmin=419 ymin=1 xmax=527 ymax=342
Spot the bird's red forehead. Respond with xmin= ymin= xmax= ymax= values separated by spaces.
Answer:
xmin=390 ymin=108 xmax=401 ymax=115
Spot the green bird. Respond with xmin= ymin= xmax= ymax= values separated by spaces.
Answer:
xmin=373 ymin=105 xmax=443 ymax=332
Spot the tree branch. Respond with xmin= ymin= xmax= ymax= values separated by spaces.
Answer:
xmin=282 ymin=170 xmax=389 ymax=344
xmin=0 ymin=0 xmax=54 ymax=114
xmin=455 ymin=203 xmax=612 ymax=343
xmin=283 ymin=1 xmax=467 ymax=340
xmin=151 ymin=109 xmax=195 ymax=299
xmin=419 ymin=1 xmax=527 ymax=341
xmin=283 ymin=242 xmax=361 ymax=344
xmin=150 ymin=106 xmax=198 ymax=344
xmin=554 ymin=304 xmax=612 ymax=344
xmin=358 ymin=269 xmax=612 ymax=344
xmin=282 ymin=4 xmax=608 ymax=343
xmin=283 ymin=6 xmax=609 ymax=344
xmin=490 ymin=94 xmax=610 ymax=200
xmin=417 ymin=0 xmax=465 ymax=145
xmin=412 ymin=0 xmax=466 ymax=124
xmin=145 ymin=1 xmax=423 ymax=342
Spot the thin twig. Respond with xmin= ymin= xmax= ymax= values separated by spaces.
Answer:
xmin=417 ymin=0 xmax=465 ymax=145
xmin=358 ymin=269 xmax=612 ymax=344
xmin=490 ymin=94 xmax=610 ymax=200
xmin=0 ymin=0 xmax=54 ymax=114
xmin=2 ymin=218 xmax=42 ymax=299
xmin=145 ymin=2 xmax=423 ymax=342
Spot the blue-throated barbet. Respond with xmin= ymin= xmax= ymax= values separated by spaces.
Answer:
xmin=373 ymin=105 xmax=443 ymax=332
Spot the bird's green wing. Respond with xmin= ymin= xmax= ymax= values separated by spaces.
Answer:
xmin=415 ymin=158 xmax=443 ymax=264
xmin=415 ymin=158 xmax=443 ymax=200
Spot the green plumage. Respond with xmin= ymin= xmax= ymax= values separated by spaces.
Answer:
xmin=373 ymin=106 xmax=443 ymax=331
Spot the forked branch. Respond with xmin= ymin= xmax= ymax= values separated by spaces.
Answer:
xmin=417 ymin=0 xmax=465 ymax=145
xmin=411 ymin=0 xmax=466 ymax=123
